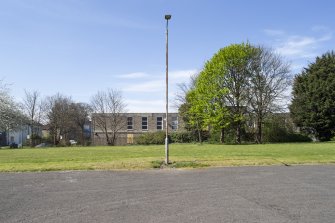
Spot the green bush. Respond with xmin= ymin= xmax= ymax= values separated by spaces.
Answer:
xmin=208 ymin=127 xmax=251 ymax=144
xmin=286 ymin=133 xmax=312 ymax=142
xmin=151 ymin=160 xmax=163 ymax=168
xmin=263 ymin=118 xmax=311 ymax=143
xmin=208 ymin=129 xmax=220 ymax=144
xmin=263 ymin=130 xmax=311 ymax=143
xmin=136 ymin=131 xmax=203 ymax=145
xmin=170 ymin=131 xmax=196 ymax=143
xmin=136 ymin=131 xmax=166 ymax=145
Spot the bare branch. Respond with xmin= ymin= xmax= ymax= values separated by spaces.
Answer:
xmin=90 ymin=89 xmax=127 ymax=146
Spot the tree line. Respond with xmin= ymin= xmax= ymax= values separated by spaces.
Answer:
xmin=177 ymin=43 xmax=335 ymax=143
xmin=1 ymin=43 xmax=335 ymax=146
xmin=0 ymin=86 xmax=126 ymax=147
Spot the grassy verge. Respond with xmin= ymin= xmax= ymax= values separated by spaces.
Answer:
xmin=0 ymin=142 xmax=334 ymax=172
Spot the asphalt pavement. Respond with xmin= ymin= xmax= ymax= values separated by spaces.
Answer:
xmin=1 ymin=165 xmax=335 ymax=223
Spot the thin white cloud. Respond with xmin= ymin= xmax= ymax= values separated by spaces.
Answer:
xmin=120 ymin=69 xmax=196 ymax=112
xmin=117 ymin=72 xmax=150 ymax=79
xmin=318 ymin=33 xmax=332 ymax=42
xmin=169 ymin=69 xmax=198 ymax=83
xmin=123 ymin=80 xmax=164 ymax=93
xmin=120 ymin=69 xmax=197 ymax=93
xmin=126 ymin=99 xmax=164 ymax=105
xmin=311 ymin=25 xmax=331 ymax=33
xmin=264 ymin=27 xmax=333 ymax=59
xmin=276 ymin=36 xmax=318 ymax=58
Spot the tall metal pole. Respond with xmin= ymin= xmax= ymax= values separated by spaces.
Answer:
xmin=165 ymin=15 xmax=171 ymax=165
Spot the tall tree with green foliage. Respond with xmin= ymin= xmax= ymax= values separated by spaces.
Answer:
xmin=193 ymin=71 xmax=229 ymax=143
xmin=192 ymin=43 xmax=253 ymax=143
xmin=290 ymin=52 xmax=335 ymax=141
xmin=181 ymin=90 xmax=206 ymax=143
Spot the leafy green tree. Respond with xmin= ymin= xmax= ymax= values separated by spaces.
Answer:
xmin=290 ymin=52 xmax=335 ymax=141
xmin=192 ymin=43 xmax=253 ymax=143
xmin=183 ymin=89 xmax=208 ymax=143
xmin=192 ymin=77 xmax=229 ymax=143
xmin=178 ymin=101 xmax=201 ymax=142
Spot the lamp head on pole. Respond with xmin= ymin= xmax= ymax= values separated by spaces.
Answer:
xmin=165 ymin=15 xmax=171 ymax=20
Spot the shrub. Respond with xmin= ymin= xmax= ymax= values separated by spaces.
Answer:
xmin=151 ymin=160 xmax=163 ymax=168
xmin=286 ymin=133 xmax=312 ymax=142
xmin=170 ymin=131 xmax=196 ymax=143
xmin=208 ymin=129 xmax=220 ymax=144
xmin=208 ymin=127 xmax=251 ymax=144
xmin=263 ymin=118 xmax=311 ymax=143
xmin=136 ymin=131 xmax=166 ymax=145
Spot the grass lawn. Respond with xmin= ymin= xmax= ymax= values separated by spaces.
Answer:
xmin=0 ymin=142 xmax=334 ymax=172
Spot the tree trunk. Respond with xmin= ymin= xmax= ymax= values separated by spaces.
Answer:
xmin=111 ymin=132 xmax=116 ymax=146
xmin=198 ymin=130 xmax=202 ymax=143
xmin=220 ymin=128 xmax=225 ymax=144
xmin=105 ymin=132 xmax=110 ymax=146
xmin=196 ymin=121 xmax=202 ymax=143
xmin=256 ymin=116 xmax=263 ymax=144
xmin=81 ymin=127 xmax=85 ymax=146
xmin=30 ymin=121 xmax=34 ymax=147
xmin=236 ymin=122 xmax=241 ymax=144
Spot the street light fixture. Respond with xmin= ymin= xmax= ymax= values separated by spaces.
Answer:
xmin=165 ymin=14 xmax=171 ymax=165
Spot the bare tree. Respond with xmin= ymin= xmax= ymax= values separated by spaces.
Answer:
xmin=46 ymin=94 xmax=74 ymax=145
xmin=91 ymin=89 xmax=126 ymax=146
xmin=0 ymin=81 xmax=24 ymax=132
xmin=249 ymin=46 xmax=291 ymax=143
xmin=173 ymin=73 xmax=205 ymax=142
xmin=173 ymin=73 xmax=198 ymax=109
xmin=21 ymin=90 xmax=44 ymax=146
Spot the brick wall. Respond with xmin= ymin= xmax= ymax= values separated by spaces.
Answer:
xmin=92 ymin=113 xmax=183 ymax=146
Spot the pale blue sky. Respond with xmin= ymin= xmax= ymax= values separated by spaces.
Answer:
xmin=1 ymin=0 xmax=334 ymax=112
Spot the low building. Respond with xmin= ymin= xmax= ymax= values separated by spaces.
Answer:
xmin=92 ymin=113 xmax=182 ymax=146
xmin=3 ymin=124 xmax=42 ymax=147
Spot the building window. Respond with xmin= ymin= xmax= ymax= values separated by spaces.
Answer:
xmin=127 ymin=117 xmax=133 ymax=130
xmin=171 ymin=117 xmax=178 ymax=130
xmin=142 ymin=117 xmax=148 ymax=130
xmin=157 ymin=117 xmax=163 ymax=130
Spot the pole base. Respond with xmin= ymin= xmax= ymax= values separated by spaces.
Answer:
xmin=165 ymin=137 xmax=169 ymax=164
